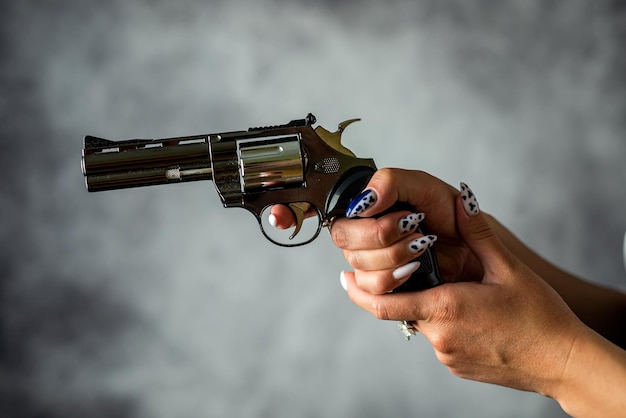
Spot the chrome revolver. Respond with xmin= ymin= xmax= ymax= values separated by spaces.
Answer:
xmin=81 ymin=113 xmax=441 ymax=291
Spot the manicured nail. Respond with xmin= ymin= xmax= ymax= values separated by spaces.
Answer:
xmin=408 ymin=235 xmax=437 ymax=254
xmin=268 ymin=213 xmax=278 ymax=228
xmin=346 ymin=189 xmax=377 ymax=218
xmin=340 ymin=271 xmax=348 ymax=291
xmin=392 ymin=261 xmax=421 ymax=280
xmin=460 ymin=182 xmax=480 ymax=216
xmin=398 ymin=212 xmax=425 ymax=234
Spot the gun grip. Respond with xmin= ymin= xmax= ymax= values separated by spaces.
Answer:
xmin=385 ymin=202 xmax=442 ymax=292
xmin=326 ymin=168 xmax=443 ymax=292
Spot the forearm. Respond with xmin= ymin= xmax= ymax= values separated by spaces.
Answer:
xmin=553 ymin=326 xmax=626 ymax=417
xmin=484 ymin=215 xmax=626 ymax=415
xmin=486 ymin=214 xmax=626 ymax=348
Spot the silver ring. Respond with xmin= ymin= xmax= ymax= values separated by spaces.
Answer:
xmin=398 ymin=320 xmax=418 ymax=340
xmin=322 ymin=216 xmax=336 ymax=231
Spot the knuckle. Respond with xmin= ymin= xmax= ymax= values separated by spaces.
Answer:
xmin=370 ymin=278 xmax=393 ymax=295
xmin=425 ymin=292 xmax=463 ymax=353
xmin=369 ymin=168 xmax=400 ymax=196
xmin=344 ymin=250 xmax=361 ymax=269
xmin=430 ymin=332 xmax=454 ymax=356
xmin=385 ymin=245 xmax=410 ymax=267
xmin=433 ymin=303 xmax=460 ymax=330
xmin=354 ymin=270 xmax=395 ymax=295
xmin=331 ymin=224 xmax=350 ymax=248
xmin=374 ymin=221 xmax=395 ymax=248
xmin=470 ymin=222 xmax=494 ymax=242
xmin=372 ymin=167 xmax=395 ymax=185
xmin=434 ymin=300 xmax=459 ymax=324
xmin=371 ymin=299 xmax=392 ymax=321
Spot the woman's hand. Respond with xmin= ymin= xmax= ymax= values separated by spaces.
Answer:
xmin=271 ymin=168 xmax=484 ymax=284
xmin=341 ymin=183 xmax=585 ymax=398
xmin=273 ymin=168 xmax=626 ymax=415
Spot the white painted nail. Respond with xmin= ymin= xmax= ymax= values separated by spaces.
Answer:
xmin=268 ymin=213 xmax=278 ymax=228
xmin=397 ymin=212 xmax=425 ymax=234
xmin=408 ymin=235 xmax=437 ymax=254
xmin=392 ymin=261 xmax=421 ymax=280
xmin=340 ymin=271 xmax=348 ymax=291
xmin=460 ymin=182 xmax=480 ymax=216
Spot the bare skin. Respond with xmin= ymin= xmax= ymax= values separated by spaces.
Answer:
xmin=271 ymin=168 xmax=626 ymax=417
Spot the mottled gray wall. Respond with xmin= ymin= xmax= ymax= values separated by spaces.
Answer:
xmin=2 ymin=1 xmax=625 ymax=417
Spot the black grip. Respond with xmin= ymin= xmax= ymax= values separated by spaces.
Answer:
xmin=384 ymin=202 xmax=442 ymax=292
xmin=326 ymin=168 xmax=443 ymax=292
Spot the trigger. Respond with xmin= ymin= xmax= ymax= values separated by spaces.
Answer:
xmin=288 ymin=202 xmax=311 ymax=240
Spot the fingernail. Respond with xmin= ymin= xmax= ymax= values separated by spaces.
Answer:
xmin=346 ymin=189 xmax=377 ymax=218
xmin=340 ymin=271 xmax=348 ymax=291
xmin=408 ymin=235 xmax=437 ymax=254
xmin=392 ymin=261 xmax=421 ymax=280
xmin=460 ymin=182 xmax=480 ymax=216
xmin=268 ymin=213 xmax=278 ymax=228
xmin=398 ymin=212 xmax=425 ymax=234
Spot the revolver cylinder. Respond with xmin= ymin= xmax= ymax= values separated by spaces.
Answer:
xmin=238 ymin=137 xmax=304 ymax=192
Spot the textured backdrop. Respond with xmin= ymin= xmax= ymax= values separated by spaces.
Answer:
xmin=2 ymin=1 xmax=625 ymax=417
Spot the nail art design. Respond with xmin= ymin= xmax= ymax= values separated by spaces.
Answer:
xmin=398 ymin=213 xmax=425 ymax=234
xmin=392 ymin=261 xmax=421 ymax=280
xmin=346 ymin=189 xmax=377 ymax=218
xmin=408 ymin=235 xmax=437 ymax=254
xmin=460 ymin=182 xmax=480 ymax=216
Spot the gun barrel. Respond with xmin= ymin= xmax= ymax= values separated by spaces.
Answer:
xmin=81 ymin=135 xmax=213 ymax=192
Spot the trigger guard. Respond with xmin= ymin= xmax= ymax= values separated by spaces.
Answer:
xmin=258 ymin=204 xmax=323 ymax=247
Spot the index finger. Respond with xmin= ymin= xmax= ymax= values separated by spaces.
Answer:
xmin=269 ymin=204 xmax=318 ymax=229
xmin=331 ymin=211 xmax=424 ymax=251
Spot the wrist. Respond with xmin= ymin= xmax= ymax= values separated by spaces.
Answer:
xmin=551 ymin=325 xmax=626 ymax=417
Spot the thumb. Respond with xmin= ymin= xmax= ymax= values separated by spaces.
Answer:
xmin=345 ymin=168 xmax=457 ymax=219
xmin=456 ymin=183 xmax=508 ymax=273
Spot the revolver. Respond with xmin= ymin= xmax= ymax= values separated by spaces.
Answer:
xmin=81 ymin=113 xmax=441 ymax=291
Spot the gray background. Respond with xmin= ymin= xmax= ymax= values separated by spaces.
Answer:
xmin=2 ymin=1 xmax=625 ymax=417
